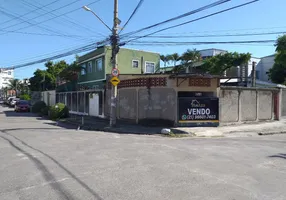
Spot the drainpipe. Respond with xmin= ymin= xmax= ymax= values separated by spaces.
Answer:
xmin=252 ymin=62 xmax=256 ymax=87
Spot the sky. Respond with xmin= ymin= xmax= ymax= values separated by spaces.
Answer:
xmin=1 ymin=0 xmax=286 ymax=79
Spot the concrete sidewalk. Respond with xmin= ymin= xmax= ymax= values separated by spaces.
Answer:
xmin=173 ymin=119 xmax=286 ymax=137
xmin=63 ymin=114 xmax=286 ymax=137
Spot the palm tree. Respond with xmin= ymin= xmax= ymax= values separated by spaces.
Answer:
xmin=160 ymin=55 xmax=168 ymax=67
xmin=172 ymin=53 xmax=180 ymax=66
xmin=166 ymin=54 xmax=174 ymax=66
xmin=180 ymin=49 xmax=202 ymax=73
xmin=7 ymin=79 xmax=20 ymax=97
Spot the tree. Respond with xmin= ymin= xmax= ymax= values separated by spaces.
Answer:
xmin=181 ymin=49 xmax=201 ymax=64
xmin=201 ymin=52 xmax=251 ymax=75
xmin=29 ymin=69 xmax=54 ymax=91
xmin=46 ymin=60 xmax=69 ymax=86
xmin=171 ymin=53 xmax=180 ymax=66
xmin=29 ymin=60 xmax=69 ymax=91
xmin=7 ymin=79 xmax=20 ymax=96
xmin=165 ymin=54 xmax=174 ymax=65
xmin=58 ymin=61 xmax=83 ymax=82
xmin=268 ymin=35 xmax=286 ymax=84
xmin=173 ymin=49 xmax=201 ymax=73
xmin=160 ymin=55 xmax=168 ymax=67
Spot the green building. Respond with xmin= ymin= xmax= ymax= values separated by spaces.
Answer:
xmin=77 ymin=46 xmax=160 ymax=90
xmin=56 ymin=46 xmax=160 ymax=117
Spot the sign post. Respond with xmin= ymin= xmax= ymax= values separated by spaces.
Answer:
xmin=110 ymin=76 xmax=120 ymax=86
xmin=111 ymin=68 xmax=120 ymax=77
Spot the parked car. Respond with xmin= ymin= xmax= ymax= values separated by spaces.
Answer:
xmin=0 ymin=97 xmax=3 ymax=104
xmin=10 ymin=98 xmax=20 ymax=107
xmin=6 ymin=96 xmax=16 ymax=105
xmin=14 ymin=100 xmax=31 ymax=112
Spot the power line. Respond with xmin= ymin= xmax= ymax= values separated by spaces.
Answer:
xmin=0 ymin=0 xmax=80 ymax=30
xmin=0 ymin=29 xmax=90 ymax=37
xmin=21 ymin=0 xmax=106 ymax=37
xmin=128 ymin=39 xmax=276 ymax=46
xmin=119 ymin=0 xmax=145 ymax=34
xmin=157 ymin=26 xmax=286 ymax=35
xmin=0 ymin=8 xmax=67 ymax=37
xmin=3 ymin=43 xmax=97 ymax=70
xmin=121 ymin=0 xmax=259 ymax=45
xmin=120 ymin=0 xmax=230 ymax=38
xmin=1 ymin=41 xmax=95 ymax=66
xmin=0 ymin=0 xmax=60 ymax=26
xmin=131 ymin=31 xmax=286 ymax=38
xmin=0 ymin=0 xmax=102 ymax=35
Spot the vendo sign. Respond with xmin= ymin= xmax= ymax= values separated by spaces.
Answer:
xmin=178 ymin=97 xmax=219 ymax=127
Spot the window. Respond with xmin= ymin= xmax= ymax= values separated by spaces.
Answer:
xmin=81 ymin=64 xmax=86 ymax=75
xmin=87 ymin=61 xmax=92 ymax=73
xmin=96 ymin=58 xmax=103 ymax=71
xmin=132 ymin=60 xmax=139 ymax=68
xmin=7 ymin=71 xmax=11 ymax=75
xmin=145 ymin=62 xmax=155 ymax=73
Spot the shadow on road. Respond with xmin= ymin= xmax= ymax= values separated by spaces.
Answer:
xmin=269 ymin=153 xmax=286 ymax=160
xmin=0 ymin=130 xmax=103 ymax=200
xmin=0 ymin=135 xmax=75 ymax=200
xmin=43 ymin=122 xmax=79 ymax=130
xmin=3 ymin=110 xmax=37 ymax=117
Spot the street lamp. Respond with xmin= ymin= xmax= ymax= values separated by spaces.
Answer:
xmin=82 ymin=6 xmax=112 ymax=32
xmin=82 ymin=1 xmax=119 ymax=127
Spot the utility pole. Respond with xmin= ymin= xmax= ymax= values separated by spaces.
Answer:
xmin=83 ymin=2 xmax=119 ymax=127
xmin=110 ymin=0 xmax=119 ymax=127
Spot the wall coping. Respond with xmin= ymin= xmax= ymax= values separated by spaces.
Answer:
xmin=221 ymin=86 xmax=280 ymax=92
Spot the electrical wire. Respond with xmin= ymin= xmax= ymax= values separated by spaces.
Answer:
xmin=158 ymin=26 xmax=286 ymax=35
xmin=120 ymin=0 xmax=231 ymax=38
xmin=0 ymin=8 xmax=67 ymax=37
xmin=121 ymin=0 xmax=259 ymax=45
xmin=20 ymin=0 xmax=106 ymax=37
xmin=131 ymin=31 xmax=286 ymax=38
xmin=0 ymin=29 xmax=92 ymax=38
xmin=119 ymin=0 xmax=145 ymax=34
xmin=127 ymin=39 xmax=276 ymax=46
xmin=0 ymin=0 xmax=102 ymax=35
xmin=0 ymin=0 xmax=60 ymax=26
xmin=1 ymin=37 xmax=111 ymax=69
xmin=3 ymin=44 xmax=96 ymax=70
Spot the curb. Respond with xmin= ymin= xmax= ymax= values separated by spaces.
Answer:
xmin=258 ymin=131 xmax=286 ymax=136
xmin=61 ymin=120 xmax=160 ymax=135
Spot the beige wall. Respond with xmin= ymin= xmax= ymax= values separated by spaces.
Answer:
xmin=105 ymin=74 xmax=223 ymax=125
xmin=219 ymin=87 xmax=278 ymax=123
xmin=137 ymin=88 xmax=176 ymax=122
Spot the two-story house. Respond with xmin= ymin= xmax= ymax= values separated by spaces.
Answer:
xmin=56 ymin=46 xmax=160 ymax=117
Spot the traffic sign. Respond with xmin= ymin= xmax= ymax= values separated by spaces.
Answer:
xmin=110 ymin=76 xmax=120 ymax=86
xmin=111 ymin=68 xmax=120 ymax=77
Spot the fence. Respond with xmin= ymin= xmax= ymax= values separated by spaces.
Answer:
xmin=282 ymin=89 xmax=286 ymax=117
xmin=219 ymin=87 xmax=279 ymax=123
xmin=104 ymin=86 xmax=281 ymax=126
xmin=56 ymin=90 xmax=104 ymax=116
xmin=41 ymin=90 xmax=56 ymax=106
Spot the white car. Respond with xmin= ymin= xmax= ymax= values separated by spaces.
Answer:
xmin=10 ymin=98 xmax=20 ymax=107
xmin=6 ymin=96 xmax=16 ymax=105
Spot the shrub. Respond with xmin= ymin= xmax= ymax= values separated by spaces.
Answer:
xmin=20 ymin=94 xmax=31 ymax=100
xmin=32 ymin=101 xmax=47 ymax=113
xmin=49 ymin=103 xmax=69 ymax=120
xmin=41 ymin=106 xmax=50 ymax=116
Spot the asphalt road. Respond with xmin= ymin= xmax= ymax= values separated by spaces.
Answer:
xmin=0 ymin=105 xmax=286 ymax=200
